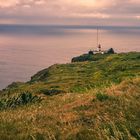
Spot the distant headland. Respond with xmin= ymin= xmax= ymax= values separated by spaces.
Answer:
xmin=72 ymin=45 xmax=115 ymax=62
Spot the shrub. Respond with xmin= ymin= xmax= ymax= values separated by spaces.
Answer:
xmin=0 ymin=92 xmax=41 ymax=109
xmin=40 ymin=89 xmax=65 ymax=96
xmin=96 ymin=92 xmax=110 ymax=102
xmin=19 ymin=92 xmax=40 ymax=104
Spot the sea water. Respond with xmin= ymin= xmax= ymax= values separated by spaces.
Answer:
xmin=0 ymin=25 xmax=140 ymax=89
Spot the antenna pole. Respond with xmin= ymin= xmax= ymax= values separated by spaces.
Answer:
xmin=97 ymin=27 xmax=99 ymax=47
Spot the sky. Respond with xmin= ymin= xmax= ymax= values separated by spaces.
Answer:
xmin=0 ymin=0 xmax=140 ymax=26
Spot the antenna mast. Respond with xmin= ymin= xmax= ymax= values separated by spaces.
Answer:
xmin=97 ymin=27 xmax=99 ymax=47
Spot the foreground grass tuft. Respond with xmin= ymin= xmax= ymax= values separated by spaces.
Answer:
xmin=0 ymin=92 xmax=41 ymax=109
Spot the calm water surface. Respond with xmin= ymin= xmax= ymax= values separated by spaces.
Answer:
xmin=0 ymin=25 xmax=140 ymax=89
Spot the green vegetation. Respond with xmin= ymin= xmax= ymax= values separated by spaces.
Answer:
xmin=95 ymin=92 xmax=112 ymax=102
xmin=0 ymin=52 xmax=140 ymax=140
xmin=27 ymin=52 xmax=140 ymax=94
xmin=71 ymin=53 xmax=109 ymax=62
xmin=0 ymin=92 xmax=41 ymax=109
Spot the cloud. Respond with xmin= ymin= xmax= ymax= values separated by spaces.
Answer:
xmin=0 ymin=0 xmax=140 ymax=25
xmin=0 ymin=0 xmax=19 ymax=8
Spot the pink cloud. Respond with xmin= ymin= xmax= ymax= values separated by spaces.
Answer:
xmin=0 ymin=0 xmax=140 ymax=25
xmin=0 ymin=0 xmax=19 ymax=8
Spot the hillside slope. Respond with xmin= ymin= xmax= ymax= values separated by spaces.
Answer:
xmin=0 ymin=52 xmax=140 ymax=140
xmin=0 ymin=78 xmax=140 ymax=140
xmin=2 ymin=52 xmax=139 ymax=95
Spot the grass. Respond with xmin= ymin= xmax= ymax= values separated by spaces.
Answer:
xmin=0 ymin=92 xmax=41 ymax=109
xmin=0 ymin=78 xmax=139 ymax=140
xmin=2 ymin=52 xmax=139 ymax=96
xmin=0 ymin=52 xmax=140 ymax=139
xmin=95 ymin=92 xmax=111 ymax=101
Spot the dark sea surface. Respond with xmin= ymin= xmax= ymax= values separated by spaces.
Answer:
xmin=0 ymin=24 xmax=140 ymax=89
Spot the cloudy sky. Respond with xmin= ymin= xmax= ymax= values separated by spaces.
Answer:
xmin=0 ymin=0 xmax=140 ymax=26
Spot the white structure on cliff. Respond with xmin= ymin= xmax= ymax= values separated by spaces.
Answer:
xmin=93 ymin=27 xmax=105 ymax=54
xmin=89 ymin=27 xmax=115 ymax=55
xmin=93 ymin=44 xmax=105 ymax=54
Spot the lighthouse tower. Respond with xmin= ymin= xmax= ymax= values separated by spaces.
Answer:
xmin=97 ymin=44 xmax=102 ymax=52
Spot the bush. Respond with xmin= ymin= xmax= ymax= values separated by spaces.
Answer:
xmin=40 ymin=89 xmax=65 ymax=96
xmin=19 ymin=92 xmax=40 ymax=104
xmin=96 ymin=92 xmax=110 ymax=102
xmin=0 ymin=92 xmax=41 ymax=109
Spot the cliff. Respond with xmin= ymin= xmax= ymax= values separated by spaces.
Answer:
xmin=0 ymin=52 xmax=140 ymax=140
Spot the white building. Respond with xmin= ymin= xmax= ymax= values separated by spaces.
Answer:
xmin=93 ymin=44 xmax=105 ymax=54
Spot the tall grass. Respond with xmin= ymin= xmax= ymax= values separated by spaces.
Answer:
xmin=0 ymin=78 xmax=139 ymax=140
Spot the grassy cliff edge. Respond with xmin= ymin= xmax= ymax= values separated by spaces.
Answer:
xmin=0 ymin=52 xmax=140 ymax=140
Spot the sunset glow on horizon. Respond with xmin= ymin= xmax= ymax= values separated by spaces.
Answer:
xmin=0 ymin=0 xmax=140 ymax=26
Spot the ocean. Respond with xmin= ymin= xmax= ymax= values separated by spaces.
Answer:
xmin=0 ymin=24 xmax=140 ymax=89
